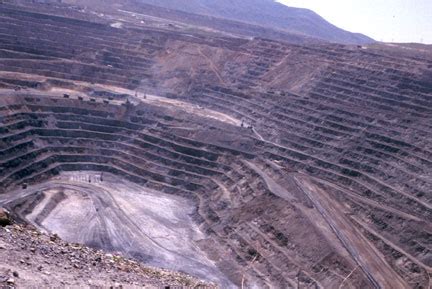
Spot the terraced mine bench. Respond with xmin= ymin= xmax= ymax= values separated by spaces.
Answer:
xmin=0 ymin=1 xmax=431 ymax=288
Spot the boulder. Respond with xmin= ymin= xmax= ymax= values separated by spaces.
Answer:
xmin=0 ymin=208 xmax=11 ymax=227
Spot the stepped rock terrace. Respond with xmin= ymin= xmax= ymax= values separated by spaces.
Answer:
xmin=0 ymin=1 xmax=431 ymax=288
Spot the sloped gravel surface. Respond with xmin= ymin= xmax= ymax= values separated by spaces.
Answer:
xmin=0 ymin=224 xmax=214 ymax=288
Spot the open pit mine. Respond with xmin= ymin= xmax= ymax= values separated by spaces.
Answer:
xmin=0 ymin=1 xmax=431 ymax=288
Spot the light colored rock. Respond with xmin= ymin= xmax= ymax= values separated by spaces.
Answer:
xmin=7 ymin=277 xmax=15 ymax=284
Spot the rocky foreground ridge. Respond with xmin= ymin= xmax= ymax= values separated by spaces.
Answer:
xmin=0 ymin=210 xmax=213 ymax=289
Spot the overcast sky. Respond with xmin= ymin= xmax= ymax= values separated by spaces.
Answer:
xmin=278 ymin=0 xmax=432 ymax=44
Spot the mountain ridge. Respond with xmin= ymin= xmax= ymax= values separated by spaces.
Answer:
xmin=132 ymin=0 xmax=374 ymax=44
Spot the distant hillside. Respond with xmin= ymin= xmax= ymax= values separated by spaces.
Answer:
xmin=134 ymin=0 xmax=374 ymax=44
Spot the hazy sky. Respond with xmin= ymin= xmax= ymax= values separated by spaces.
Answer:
xmin=278 ymin=0 xmax=432 ymax=44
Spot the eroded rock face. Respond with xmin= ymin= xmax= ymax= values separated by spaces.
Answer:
xmin=0 ymin=208 xmax=11 ymax=227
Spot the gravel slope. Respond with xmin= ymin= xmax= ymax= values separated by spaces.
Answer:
xmin=0 ymin=224 xmax=214 ymax=288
